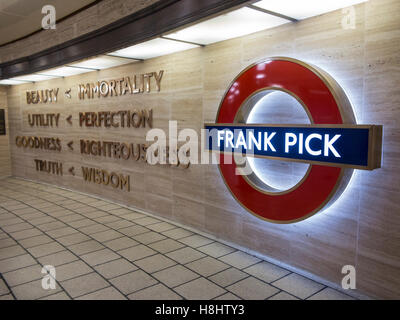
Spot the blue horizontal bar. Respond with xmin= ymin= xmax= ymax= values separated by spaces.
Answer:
xmin=205 ymin=125 xmax=370 ymax=167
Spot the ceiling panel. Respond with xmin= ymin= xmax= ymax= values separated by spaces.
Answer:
xmin=165 ymin=7 xmax=289 ymax=45
xmin=252 ymin=0 xmax=368 ymax=20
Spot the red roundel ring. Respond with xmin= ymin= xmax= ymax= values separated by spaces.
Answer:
xmin=216 ymin=57 xmax=354 ymax=223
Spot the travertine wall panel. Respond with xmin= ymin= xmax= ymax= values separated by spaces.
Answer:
xmin=5 ymin=0 xmax=400 ymax=299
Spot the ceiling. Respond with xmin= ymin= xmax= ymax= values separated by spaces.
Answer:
xmin=0 ymin=0 xmax=97 ymax=46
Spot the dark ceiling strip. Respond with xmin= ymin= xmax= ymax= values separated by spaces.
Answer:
xmin=247 ymin=4 xmax=298 ymax=22
xmin=0 ymin=0 xmax=250 ymax=79
xmin=160 ymin=36 xmax=205 ymax=47
xmin=0 ymin=0 xmax=104 ymax=48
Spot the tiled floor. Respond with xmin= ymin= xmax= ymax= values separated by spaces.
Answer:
xmin=0 ymin=177 xmax=355 ymax=300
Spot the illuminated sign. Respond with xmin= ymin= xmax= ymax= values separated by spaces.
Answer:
xmin=205 ymin=124 xmax=381 ymax=170
xmin=205 ymin=57 xmax=383 ymax=223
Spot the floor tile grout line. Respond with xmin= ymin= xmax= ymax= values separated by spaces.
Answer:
xmin=3 ymin=182 xmax=296 ymax=300
xmin=6 ymin=181 xmax=230 ymax=300
xmin=1 ymin=183 xmax=199 ymax=300
xmin=0 ymin=195 xmax=130 ymax=301
xmin=1 ymin=187 xmax=329 ymax=300
xmin=2 ymin=182 xmax=214 ymax=284
xmin=2 ymin=178 xmax=347 ymax=300
xmin=0 ymin=224 xmax=73 ymax=300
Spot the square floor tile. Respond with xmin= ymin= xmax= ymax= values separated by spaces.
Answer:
xmin=209 ymin=268 xmax=248 ymax=287
xmin=186 ymin=256 xmax=229 ymax=277
xmin=0 ymin=245 xmax=26 ymax=259
xmin=118 ymin=245 xmax=156 ymax=261
xmin=46 ymin=227 xmax=78 ymax=239
xmin=133 ymin=231 xmax=166 ymax=245
xmin=29 ymin=216 xmax=57 ymax=226
xmin=272 ymin=274 xmax=325 ymax=299
xmin=0 ymin=214 xmax=24 ymax=227
xmin=90 ymin=230 xmax=124 ymax=242
xmin=0 ymin=238 xmax=16 ymax=249
xmin=307 ymin=287 xmax=354 ymax=300
xmin=128 ymin=283 xmax=182 ymax=300
xmin=179 ymin=235 xmax=214 ymax=248
xmin=134 ymin=254 xmax=176 ymax=273
xmin=68 ymin=240 xmax=105 ymax=256
xmin=0 ymin=217 xmax=23 ymax=226
xmin=105 ymin=220 xmax=135 ymax=230
xmin=146 ymin=222 xmax=176 ymax=233
xmin=18 ymin=235 xmax=53 ymax=248
xmin=77 ymin=286 xmax=126 ymax=300
xmin=148 ymin=238 xmax=185 ymax=254
xmin=197 ymin=242 xmax=235 ymax=258
xmin=61 ymin=272 xmax=109 ymax=298
xmin=0 ymin=254 xmax=36 ymax=273
xmin=134 ymin=217 xmax=161 ymax=226
xmin=78 ymin=224 xmax=110 ymax=235
xmin=104 ymin=237 xmax=138 ymax=251
xmin=55 ymin=260 xmax=93 ymax=281
xmin=219 ymin=251 xmax=261 ymax=269
xmin=243 ymin=261 xmax=290 ymax=283
xmin=10 ymin=228 xmax=43 ymax=241
xmin=27 ymin=242 xmax=65 ymax=258
xmin=3 ymin=264 xmax=43 ymax=287
xmin=2 ymin=222 xmax=32 ymax=233
xmin=227 ymin=277 xmax=279 ymax=300
xmin=94 ymin=258 xmax=138 ymax=279
xmin=110 ymin=270 xmax=157 ymax=295
xmin=38 ymin=250 xmax=78 ymax=267
xmin=67 ymin=218 xmax=97 ymax=229
xmin=166 ymin=247 xmax=205 ymax=264
xmin=80 ymin=248 xmax=120 ymax=266
xmin=119 ymin=225 xmax=149 ymax=237
xmin=153 ymin=265 xmax=199 ymax=288
xmin=93 ymin=215 xmax=121 ymax=224
xmin=37 ymin=221 xmax=67 ymax=232
xmin=81 ymin=211 xmax=109 ymax=220
xmin=57 ymin=233 xmax=91 ymax=246
xmin=161 ymin=228 xmax=193 ymax=240
xmin=58 ymin=214 xmax=85 ymax=223
xmin=12 ymin=279 xmax=62 ymax=300
xmin=175 ymin=278 xmax=225 ymax=300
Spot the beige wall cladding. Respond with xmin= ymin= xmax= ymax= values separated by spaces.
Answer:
xmin=4 ymin=0 xmax=400 ymax=299
xmin=0 ymin=0 xmax=160 ymax=63
xmin=0 ymin=86 xmax=11 ymax=177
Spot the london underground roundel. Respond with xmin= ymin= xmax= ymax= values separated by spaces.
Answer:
xmin=205 ymin=57 xmax=382 ymax=223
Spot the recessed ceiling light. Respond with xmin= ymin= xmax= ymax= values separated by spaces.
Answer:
xmin=109 ymin=38 xmax=199 ymax=60
xmin=38 ymin=66 xmax=93 ymax=77
xmin=69 ymin=55 xmax=136 ymax=70
xmin=0 ymin=79 xmax=32 ymax=85
xmin=252 ymin=0 xmax=368 ymax=20
xmin=11 ymin=74 xmax=60 ymax=82
xmin=165 ymin=7 xmax=289 ymax=45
